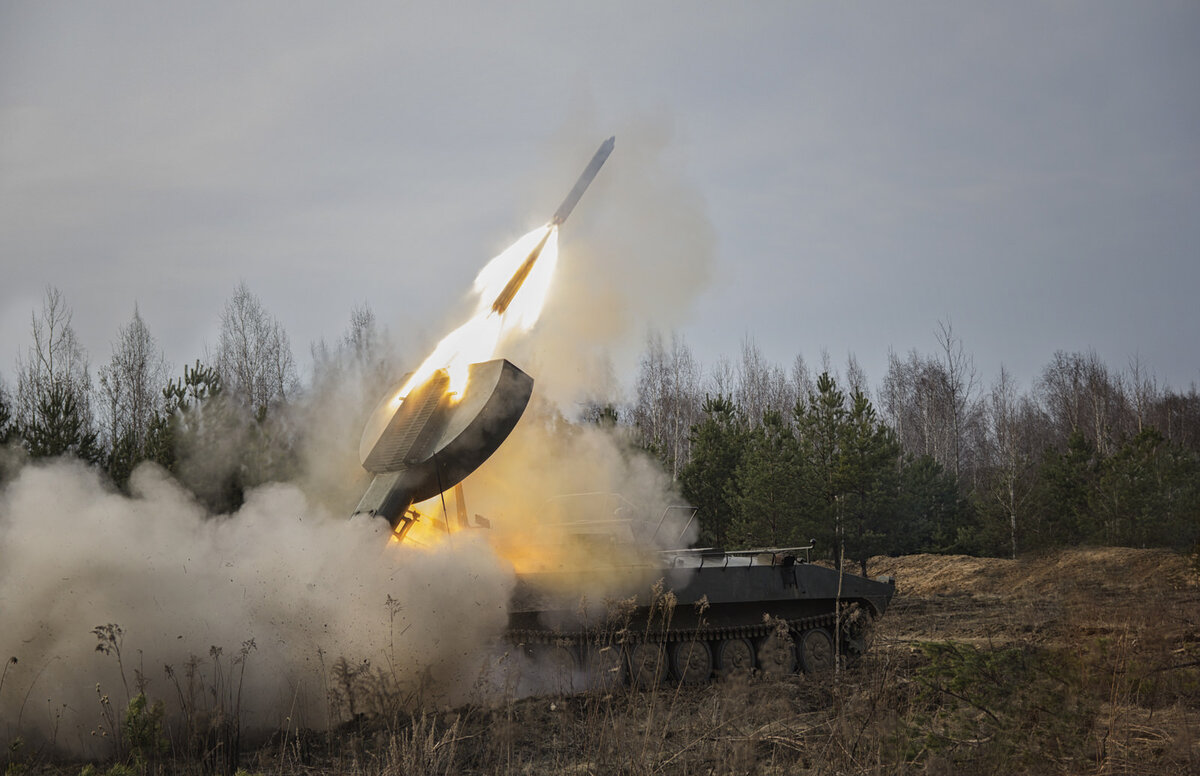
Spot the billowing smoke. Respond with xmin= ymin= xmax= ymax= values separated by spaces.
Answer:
xmin=0 ymin=459 xmax=513 ymax=755
xmin=451 ymin=395 xmax=699 ymax=564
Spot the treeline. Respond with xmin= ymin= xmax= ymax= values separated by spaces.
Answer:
xmin=3 ymin=287 xmax=1198 ymax=567
xmin=0 ymin=285 xmax=392 ymax=513
xmin=628 ymin=327 xmax=1200 ymax=568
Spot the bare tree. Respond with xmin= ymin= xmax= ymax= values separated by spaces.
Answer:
xmin=985 ymin=365 xmax=1043 ymax=558
xmin=1037 ymin=350 xmax=1127 ymax=455
xmin=633 ymin=330 xmax=703 ymax=478
xmin=735 ymin=338 xmax=794 ymax=427
xmin=301 ymin=303 xmax=401 ymax=511
xmin=935 ymin=320 xmax=981 ymax=480
xmin=344 ymin=305 xmax=380 ymax=366
xmin=0 ymin=376 xmax=16 ymax=448
xmin=312 ymin=303 xmax=391 ymax=396
xmin=878 ymin=323 xmax=982 ymax=482
xmin=15 ymin=287 xmax=94 ymax=442
xmin=707 ymin=355 xmax=736 ymax=399
xmin=791 ymin=353 xmax=814 ymax=400
xmin=1152 ymin=386 xmax=1200 ymax=449
xmin=1126 ymin=355 xmax=1158 ymax=436
xmin=878 ymin=348 xmax=911 ymax=451
xmin=98 ymin=306 xmax=169 ymax=456
xmin=845 ymin=353 xmax=868 ymax=397
xmin=879 ymin=349 xmax=947 ymax=463
xmin=214 ymin=282 xmax=299 ymax=416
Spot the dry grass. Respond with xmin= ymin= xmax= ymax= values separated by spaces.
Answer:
xmin=6 ymin=547 xmax=1199 ymax=775
xmin=870 ymin=546 xmax=1198 ymax=598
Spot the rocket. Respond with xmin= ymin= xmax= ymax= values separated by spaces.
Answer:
xmin=491 ymin=136 xmax=615 ymax=315
xmin=552 ymin=135 xmax=616 ymax=226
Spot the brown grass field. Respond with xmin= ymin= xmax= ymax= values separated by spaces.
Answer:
xmin=11 ymin=547 xmax=1200 ymax=775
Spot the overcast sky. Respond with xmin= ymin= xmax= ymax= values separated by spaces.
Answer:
xmin=3 ymin=2 xmax=1198 ymax=408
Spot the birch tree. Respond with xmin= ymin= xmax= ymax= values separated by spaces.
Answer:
xmin=983 ymin=366 xmax=1042 ymax=558
xmin=935 ymin=320 xmax=981 ymax=481
xmin=791 ymin=353 xmax=814 ymax=400
xmin=1037 ymin=350 xmax=1127 ymax=456
xmin=214 ymin=282 xmax=299 ymax=417
xmin=735 ymin=338 xmax=794 ymax=427
xmin=633 ymin=330 xmax=702 ymax=478
xmin=879 ymin=323 xmax=982 ymax=482
xmin=98 ymin=306 xmax=169 ymax=481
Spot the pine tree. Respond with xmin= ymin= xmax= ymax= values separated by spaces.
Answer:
xmin=0 ymin=383 xmax=21 ymax=484
xmin=1031 ymin=431 xmax=1098 ymax=548
xmin=150 ymin=360 xmax=247 ymax=512
xmin=23 ymin=382 xmax=100 ymax=462
xmin=1091 ymin=429 xmax=1200 ymax=550
xmin=679 ymin=396 xmax=746 ymax=548
xmin=15 ymin=287 xmax=96 ymax=456
xmin=106 ymin=428 xmax=141 ymax=488
xmin=898 ymin=454 xmax=971 ymax=554
xmin=838 ymin=391 xmax=901 ymax=575
xmin=730 ymin=409 xmax=804 ymax=547
xmin=795 ymin=373 xmax=847 ymax=564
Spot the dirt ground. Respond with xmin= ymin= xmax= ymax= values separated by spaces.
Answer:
xmin=871 ymin=547 xmax=1199 ymax=648
xmin=306 ymin=547 xmax=1200 ymax=775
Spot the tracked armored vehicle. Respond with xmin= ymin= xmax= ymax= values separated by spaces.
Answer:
xmin=509 ymin=538 xmax=895 ymax=683
xmin=352 ymin=357 xmax=895 ymax=684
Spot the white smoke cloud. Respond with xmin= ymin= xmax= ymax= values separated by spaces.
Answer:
xmin=0 ymin=458 xmax=514 ymax=755
xmin=439 ymin=396 xmax=699 ymax=575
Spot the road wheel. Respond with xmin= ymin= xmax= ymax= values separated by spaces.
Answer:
xmin=716 ymin=638 xmax=755 ymax=676
xmin=798 ymin=628 xmax=834 ymax=674
xmin=627 ymin=643 xmax=666 ymax=687
xmin=756 ymin=630 xmax=797 ymax=676
xmin=670 ymin=640 xmax=714 ymax=683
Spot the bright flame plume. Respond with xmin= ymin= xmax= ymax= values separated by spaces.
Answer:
xmin=396 ymin=225 xmax=558 ymax=401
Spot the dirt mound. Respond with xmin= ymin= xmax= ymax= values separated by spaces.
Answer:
xmin=869 ymin=547 xmax=1197 ymax=597
xmin=868 ymin=553 xmax=1014 ymax=596
xmin=1013 ymin=546 xmax=1198 ymax=595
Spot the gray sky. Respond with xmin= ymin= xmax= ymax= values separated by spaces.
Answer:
xmin=3 ymin=1 xmax=1198 ymax=406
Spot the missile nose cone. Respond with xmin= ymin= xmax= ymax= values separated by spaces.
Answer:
xmin=551 ymin=136 xmax=615 ymax=226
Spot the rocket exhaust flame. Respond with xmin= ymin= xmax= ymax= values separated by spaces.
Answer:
xmin=397 ymin=136 xmax=614 ymax=400
xmin=491 ymin=227 xmax=553 ymax=315
xmin=354 ymin=137 xmax=614 ymax=533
